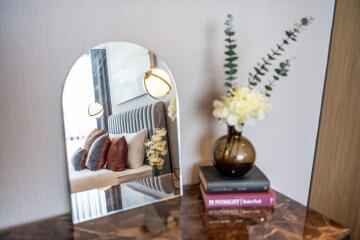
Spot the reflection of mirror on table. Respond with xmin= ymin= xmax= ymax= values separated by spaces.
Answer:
xmin=62 ymin=41 xmax=181 ymax=223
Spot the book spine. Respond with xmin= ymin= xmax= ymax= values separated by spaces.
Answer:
xmin=207 ymin=181 xmax=270 ymax=194
xmin=205 ymin=196 xmax=275 ymax=208
xmin=201 ymin=189 xmax=276 ymax=208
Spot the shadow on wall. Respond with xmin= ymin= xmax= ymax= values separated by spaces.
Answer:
xmin=192 ymin=21 xmax=223 ymax=183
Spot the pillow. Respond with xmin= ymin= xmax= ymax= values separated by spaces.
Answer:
xmin=83 ymin=129 xmax=97 ymax=148
xmin=109 ymin=132 xmax=123 ymax=140
xmin=83 ymin=129 xmax=108 ymax=150
xmin=85 ymin=133 xmax=110 ymax=170
xmin=71 ymin=148 xmax=86 ymax=171
xmin=109 ymin=128 xmax=148 ymax=168
xmin=125 ymin=129 xmax=148 ymax=169
xmin=106 ymin=136 xmax=128 ymax=171
xmin=97 ymin=137 xmax=111 ymax=170
xmin=81 ymin=129 xmax=108 ymax=169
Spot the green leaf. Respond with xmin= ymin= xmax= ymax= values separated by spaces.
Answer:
xmin=226 ymin=69 xmax=237 ymax=75
xmin=285 ymin=31 xmax=292 ymax=38
xmin=272 ymin=49 xmax=281 ymax=56
xmin=225 ymin=38 xmax=235 ymax=43
xmin=280 ymin=62 xmax=288 ymax=68
xmin=277 ymin=44 xmax=284 ymax=51
xmin=268 ymin=54 xmax=275 ymax=60
xmin=227 ymin=14 xmax=233 ymax=20
xmin=290 ymin=37 xmax=297 ymax=41
xmin=224 ymin=30 xmax=235 ymax=36
xmin=273 ymin=75 xmax=279 ymax=80
xmin=249 ymin=81 xmax=257 ymax=86
xmin=226 ymin=76 xmax=236 ymax=81
xmin=262 ymin=57 xmax=270 ymax=65
xmin=224 ymin=82 xmax=233 ymax=88
xmin=280 ymin=72 xmax=287 ymax=77
xmin=225 ymin=50 xmax=236 ymax=56
xmin=226 ymin=56 xmax=238 ymax=62
xmin=254 ymin=74 xmax=261 ymax=82
xmin=224 ymin=20 xmax=232 ymax=26
xmin=227 ymin=44 xmax=237 ymax=50
xmin=265 ymin=85 xmax=272 ymax=91
xmin=261 ymin=64 xmax=268 ymax=72
xmin=224 ymin=63 xmax=237 ymax=68
xmin=283 ymin=39 xmax=289 ymax=45
xmin=254 ymin=67 xmax=264 ymax=76
xmin=275 ymin=69 xmax=281 ymax=75
xmin=265 ymin=93 xmax=271 ymax=97
xmin=293 ymin=28 xmax=300 ymax=33
xmin=301 ymin=17 xmax=309 ymax=26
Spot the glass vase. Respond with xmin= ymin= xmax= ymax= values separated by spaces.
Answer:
xmin=212 ymin=126 xmax=256 ymax=177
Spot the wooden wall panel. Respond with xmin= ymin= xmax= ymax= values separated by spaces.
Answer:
xmin=309 ymin=0 xmax=360 ymax=238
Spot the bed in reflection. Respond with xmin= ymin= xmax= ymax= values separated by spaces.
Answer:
xmin=63 ymin=41 xmax=180 ymax=224
xmin=68 ymin=101 xmax=176 ymax=194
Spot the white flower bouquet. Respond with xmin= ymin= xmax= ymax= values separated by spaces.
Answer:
xmin=213 ymin=87 xmax=271 ymax=132
xmin=145 ymin=128 xmax=168 ymax=171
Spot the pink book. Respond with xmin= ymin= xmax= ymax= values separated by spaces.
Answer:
xmin=200 ymin=184 xmax=276 ymax=208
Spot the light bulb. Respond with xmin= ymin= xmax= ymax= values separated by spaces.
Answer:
xmin=88 ymin=102 xmax=104 ymax=119
xmin=144 ymin=68 xmax=172 ymax=99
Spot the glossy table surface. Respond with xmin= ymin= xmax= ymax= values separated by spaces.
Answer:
xmin=0 ymin=184 xmax=350 ymax=239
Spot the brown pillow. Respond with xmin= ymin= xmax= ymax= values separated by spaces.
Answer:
xmin=97 ymin=137 xmax=111 ymax=169
xmin=83 ymin=129 xmax=97 ymax=149
xmin=80 ymin=129 xmax=108 ymax=169
xmin=106 ymin=136 xmax=128 ymax=171
xmin=83 ymin=129 xmax=107 ymax=150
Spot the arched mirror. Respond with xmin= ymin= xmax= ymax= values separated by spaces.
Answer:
xmin=62 ymin=41 xmax=181 ymax=223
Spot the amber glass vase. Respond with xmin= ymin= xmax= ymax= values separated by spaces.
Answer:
xmin=212 ymin=126 xmax=256 ymax=177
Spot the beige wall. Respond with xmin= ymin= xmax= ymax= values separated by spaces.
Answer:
xmin=0 ymin=0 xmax=334 ymax=229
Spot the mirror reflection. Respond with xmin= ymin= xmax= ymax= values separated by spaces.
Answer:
xmin=62 ymin=41 xmax=181 ymax=223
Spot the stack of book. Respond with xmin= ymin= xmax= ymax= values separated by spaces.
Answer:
xmin=205 ymin=207 xmax=273 ymax=226
xmin=199 ymin=165 xmax=276 ymax=209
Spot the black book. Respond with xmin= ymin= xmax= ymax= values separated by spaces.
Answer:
xmin=199 ymin=165 xmax=270 ymax=194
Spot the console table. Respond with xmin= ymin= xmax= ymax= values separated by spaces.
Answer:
xmin=0 ymin=184 xmax=350 ymax=239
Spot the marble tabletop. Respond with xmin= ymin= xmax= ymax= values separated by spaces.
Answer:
xmin=0 ymin=184 xmax=350 ymax=239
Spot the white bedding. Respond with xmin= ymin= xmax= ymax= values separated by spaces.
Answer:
xmin=69 ymin=165 xmax=152 ymax=193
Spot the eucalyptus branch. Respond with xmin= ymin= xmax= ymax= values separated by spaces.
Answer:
xmin=248 ymin=16 xmax=314 ymax=89
xmin=224 ymin=14 xmax=238 ymax=94
xmin=264 ymin=59 xmax=291 ymax=97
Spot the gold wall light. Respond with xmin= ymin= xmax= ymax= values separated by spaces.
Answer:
xmin=144 ymin=51 xmax=172 ymax=99
xmin=88 ymin=102 xmax=104 ymax=119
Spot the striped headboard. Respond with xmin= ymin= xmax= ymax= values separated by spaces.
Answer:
xmin=108 ymin=101 xmax=167 ymax=136
xmin=107 ymin=101 xmax=172 ymax=173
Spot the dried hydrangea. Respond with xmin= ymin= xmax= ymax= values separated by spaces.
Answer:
xmin=145 ymin=128 xmax=168 ymax=170
xmin=213 ymin=87 xmax=271 ymax=132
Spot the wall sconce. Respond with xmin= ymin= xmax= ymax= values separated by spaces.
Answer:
xmin=144 ymin=51 xmax=172 ymax=99
xmin=88 ymin=102 xmax=104 ymax=119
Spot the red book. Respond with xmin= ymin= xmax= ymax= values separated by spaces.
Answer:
xmin=200 ymin=184 xmax=276 ymax=208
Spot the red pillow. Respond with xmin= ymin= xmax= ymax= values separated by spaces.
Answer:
xmin=106 ymin=136 xmax=128 ymax=171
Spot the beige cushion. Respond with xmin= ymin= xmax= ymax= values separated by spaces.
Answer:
xmin=109 ymin=128 xmax=148 ymax=169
